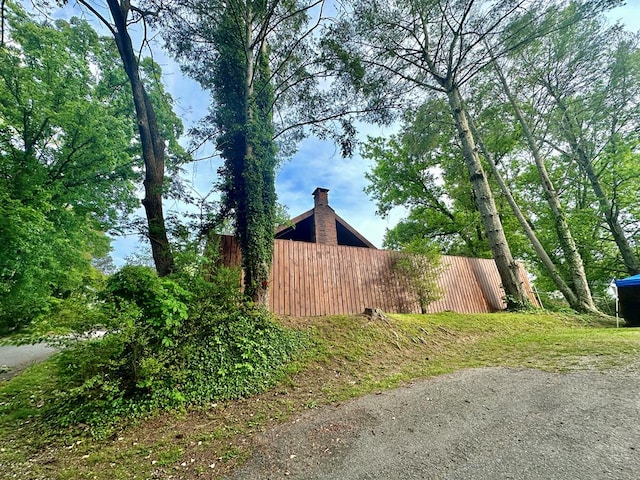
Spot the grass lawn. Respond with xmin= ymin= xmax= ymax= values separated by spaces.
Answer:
xmin=1 ymin=311 xmax=638 ymax=479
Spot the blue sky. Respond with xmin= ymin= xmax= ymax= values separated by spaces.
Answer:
xmin=104 ymin=9 xmax=405 ymax=265
xmin=68 ymin=1 xmax=638 ymax=266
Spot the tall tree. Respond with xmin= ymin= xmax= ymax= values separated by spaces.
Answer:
xmin=162 ymin=0 xmax=387 ymax=302
xmin=509 ymin=5 xmax=640 ymax=277
xmin=0 ymin=4 xmax=139 ymax=331
xmin=488 ymin=54 xmax=597 ymax=312
xmin=464 ymin=110 xmax=587 ymax=311
xmin=63 ymin=0 xmax=184 ymax=276
xmin=160 ymin=0 xmax=282 ymax=303
xmin=212 ymin=1 xmax=278 ymax=304
xmin=364 ymin=91 xmax=603 ymax=312
xmin=328 ymin=0 xmax=543 ymax=308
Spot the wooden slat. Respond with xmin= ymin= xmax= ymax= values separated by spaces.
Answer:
xmin=301 ymin=242 xmax=309 ymax=317
xmin=218 ymin=236 xmax=539 ymax=316
xmin=362 ymin=246 xmax=375 ymax=310
xmin=342 ymin=246 xmax=353 ymax=313
xmin=278 ymin=241 xmax=286 ymax=314
xmin=351 ymin=246 xmax=363 ymax=313
xmin=319 ymin=244 xmax=330 ymax=315
xmin=295 ymin=242 xmax=303 ymax=316
xmin=288 ymin=240 xmax=296 ymax=316
xmin=307 ymin=242 xmax=322 ymax=317
xmin=335 ymin=245 xmax=346 ymax=314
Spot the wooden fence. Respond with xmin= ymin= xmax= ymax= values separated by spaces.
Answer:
xmin=218 ymin=236 xmax=538 ymax=316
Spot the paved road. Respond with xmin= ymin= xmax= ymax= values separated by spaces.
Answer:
xmin=228 ymin=367 xmax=640 ymax=479
xmin=0 ymin=344 xmax=57 ymax=381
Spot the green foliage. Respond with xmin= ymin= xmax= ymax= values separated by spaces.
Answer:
xmin=178 ymin=304 xmax=306 ymax=402
xmin=105 ymin=266 xmax=191 ymax=348
xmin=44 ymin=266 xmax=191 ymax=433
xmin=0 ymin=4 xmax=140 ymax=332
xmin=211 ymin=4 xmax=278 ymax=302
xmin=363 ymin=2 xmax=640 ymax=299
xmin=363 ymin=101 xmax=491 ymax=258
xmin=494 ymin=4 xmax=640 ymax=284
xmin=164 ymin=0 xmax=281 ymax=301
xmin=0 ymin=190 xmax=111 ymax=333
xmin=392 ymin=240 xmax=444 ymax=313
xmin=43 ymin=261 xmax=306 ymax=437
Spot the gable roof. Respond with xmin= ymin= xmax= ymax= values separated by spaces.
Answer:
xmin=275 ymin=188 xmax=376 ymax=249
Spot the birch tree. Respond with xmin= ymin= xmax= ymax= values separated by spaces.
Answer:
xmin=509 ymin=5 xmax=640 ymax=277
xmin=488 ymin=56 xmax=597 ymax=312
xmin=327 ymin=0 xmax=541 ymax=308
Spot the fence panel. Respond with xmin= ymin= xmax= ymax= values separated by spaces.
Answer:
xmin=219 ymin=236 xmax=538 ymax=316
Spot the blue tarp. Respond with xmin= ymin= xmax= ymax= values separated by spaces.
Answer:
xmin=616 ymin=274 xmax=640 ymax=288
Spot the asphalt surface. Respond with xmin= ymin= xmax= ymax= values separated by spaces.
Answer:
xmin=227 ymin=366 xmax=640 ymax=480
xmin=0 ymin=343 xmax=57 ymax=381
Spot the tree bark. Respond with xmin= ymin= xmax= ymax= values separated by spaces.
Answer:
xmin=446 ymin=87 xmax=529 ymax=310
xmin=491 ymin=60 xmax=598 ymax=313
xmin=106 ymin=0 xmax=174 ymax=276
xmin=236 ymin=9 xmax=273 ymax=305
xmin=551 ymin=92 xmax=640 ymax=277
xmin=467 ymin=116 xmax=579 ymax=309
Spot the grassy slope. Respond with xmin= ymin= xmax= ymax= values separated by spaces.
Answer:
xmin=1 ymin=311 xmax=639 ymax=479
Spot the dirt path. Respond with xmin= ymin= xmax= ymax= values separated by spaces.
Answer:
xmin=226 ymin=366 xmax=640 ymax=479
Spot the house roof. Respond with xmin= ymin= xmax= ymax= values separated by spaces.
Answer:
xmin=275 ymin=188 xmax=376 ymax=248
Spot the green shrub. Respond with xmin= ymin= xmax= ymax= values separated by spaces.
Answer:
xmin=178 ymin=304 xmax=307 ymax=403
xmin=106 ymin=265 xmax=191 ymax=348
xmin=1 ymin=269 xmax=107 ymax=345
xmin=44 ymin=264 xmax=307 ymax=437
xmin=392 ymin=240 xmax=444 ymax=313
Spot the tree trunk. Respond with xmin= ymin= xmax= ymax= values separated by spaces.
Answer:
xmin=446 ymin=87 xmax=529 ymax=310
xmin=107 ymin=0 xmax=174 ymax=276
xmin=492 ymin=60 xmax=598 ymax=313
xmin=467 ymin=115 xmax=580 ymax=310
xmin=236 ymin=12 xmax=273 ymax=305
xmin=552 ymin=93 xmax=640 ymax=277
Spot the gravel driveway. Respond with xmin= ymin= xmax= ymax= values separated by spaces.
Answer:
xmin=227 ymin=366 xmax=640 ymax=479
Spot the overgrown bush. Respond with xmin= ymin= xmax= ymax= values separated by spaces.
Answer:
xmin=392 ymin=240 xmax=444 ymax=313
xmin=45 ymin=262 xmax=307 ymax=437
xmin=178 ymin=304 xmax=306 ymax=403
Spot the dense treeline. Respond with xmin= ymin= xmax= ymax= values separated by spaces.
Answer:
xmin=0 ymin=5 xmax=137 ymax=331
xmin=360 ymin=1 xmax=640 ymax=312
xmin=3 ymin=0 xmax=639 ymax=327
xmin=0 ymin=2 xmax=186 ymax=332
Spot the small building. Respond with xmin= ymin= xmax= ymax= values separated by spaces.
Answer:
xmin=615 ymin=274 xmax=640 ymax=327
xmin=219 ymin=187 xmax=538 ymax=316
xmin=275 ymin=188 xmax=376 ymax=248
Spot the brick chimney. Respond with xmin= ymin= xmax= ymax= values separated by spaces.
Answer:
xmin=312 ymin=187 xmax=338 ymax=245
